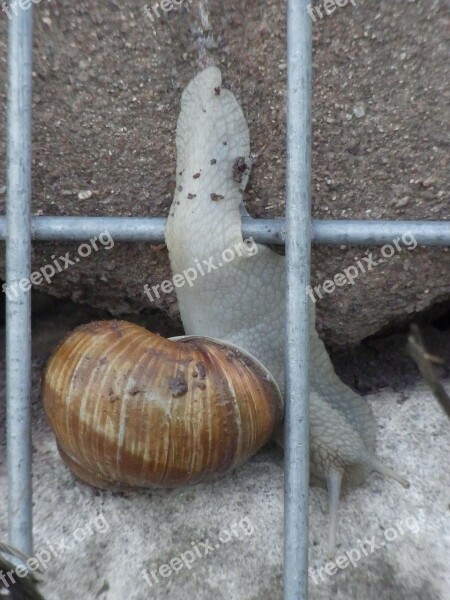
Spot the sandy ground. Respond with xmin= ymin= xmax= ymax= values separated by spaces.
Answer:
xmin=0 ymin=321 xmax=449 ymax=600
xmin=0 ymin=0 xmax=448 ymax=344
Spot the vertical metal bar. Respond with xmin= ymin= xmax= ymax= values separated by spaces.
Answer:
xmin=284 ymin=0 xmax=312 ymax=598
xmin=6 ymin=6 xmax=34 ymax=555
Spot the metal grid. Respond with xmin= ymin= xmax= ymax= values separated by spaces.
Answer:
xmin=3 ymin=3 xmax=449 ymax=599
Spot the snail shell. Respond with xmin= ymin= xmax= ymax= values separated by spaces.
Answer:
xmin=42 ymin=320 xmax=283 ymax=490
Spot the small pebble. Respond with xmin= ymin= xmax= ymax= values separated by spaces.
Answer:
xmin=422 ymin=176 xmax=435 ymax=188
xmin=353 ymin=102 xmax=366 ymax=118
xmin=394 ymin=196 xmax=410 ymax=208
xmin=78 ymin=190 xmax=93 ymax=201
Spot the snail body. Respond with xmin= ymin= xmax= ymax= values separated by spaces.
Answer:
xmin=42 ymin=320 xmax=283 ymax=490
xmin=165 ymin=66 xmax=409 ymax=552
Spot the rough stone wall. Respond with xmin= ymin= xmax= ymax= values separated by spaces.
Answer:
xmin=0 ymin=0 xmax=448 ymax=345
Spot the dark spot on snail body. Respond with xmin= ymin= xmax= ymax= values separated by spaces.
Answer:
xmin=214 ymin=86 xmax=221 ymax=96
xmin=193 ymin=173 xmax=201 ymax=179
xmin=210 ymin=193 xmax=224 ymax=202
xmin=169 ymin=375 xmax=188 ymax=397
xmin=223 ymin=141 xmax=227 ymax=146
xmin=232 ymin=157 xmax=248 ymax=184
xmin=178 ymin=185 xmax=183 ymax=192
xmin=210 ymin=158 xmax=217 ymax=165
xmin=187 ymin=193 xmax=196 ymax=199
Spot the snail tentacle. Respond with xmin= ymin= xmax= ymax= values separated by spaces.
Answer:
xmin=325 ymin=469 xmax=343 ymax=558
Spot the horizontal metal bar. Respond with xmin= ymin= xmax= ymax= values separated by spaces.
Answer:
xmin=313 ymin=220 xmax=450 ymax=246
xmin=0 ymin=216 xmax=283 ymax=244
xmin=0 ymin=217 xmax=447 ymax=246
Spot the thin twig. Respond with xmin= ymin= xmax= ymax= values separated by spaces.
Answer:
xmin=407 ymin=324 xmax=450 ymax=418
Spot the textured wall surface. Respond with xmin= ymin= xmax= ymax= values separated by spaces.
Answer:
xmin=0 ymin=0 xmax=448 ymax=345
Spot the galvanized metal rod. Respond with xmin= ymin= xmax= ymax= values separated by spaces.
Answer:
xmin=312 ymin=219 xmax=450 ymax=246
xmin=6 ymin=8 xmax=34 ymax=555
xmin=0 ymin=216 xmax=283 ymax=244
xmin=0 ymin=217 xmax=447 ymax=245
xmin=284 ymin=1 xmax=312 ymax=599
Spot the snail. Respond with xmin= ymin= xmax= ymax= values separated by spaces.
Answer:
xmin=42 ymin=320 xmax=283 ymax=490
xmin=42 ymin=66 xmax=409 ymax=554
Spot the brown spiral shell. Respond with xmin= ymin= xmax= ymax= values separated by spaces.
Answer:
xmin=42 ymin=320 xmax=283 ymax=490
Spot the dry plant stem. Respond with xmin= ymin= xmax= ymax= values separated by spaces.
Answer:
xmin=407 ymin=324 xmax=450 ymax=418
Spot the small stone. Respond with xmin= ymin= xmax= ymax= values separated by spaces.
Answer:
xmin=353 ymin=102 xmax=366 ymax=118
xmin=78 ymin=190 xmax=93 ymax=200
xmin=422 ymin=176 xmax=435 ymax=188
xmin=394 ymin=196 xmax=410 ymax=208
